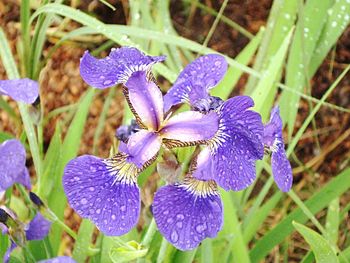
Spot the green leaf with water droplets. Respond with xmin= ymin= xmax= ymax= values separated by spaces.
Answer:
xmin=293 ymin=221 xmax=339 ymax=263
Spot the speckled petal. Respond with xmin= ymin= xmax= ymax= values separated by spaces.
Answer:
xmin=63 ymin=155 xmax=140 ymax=236
xmin=0 ymin=79 xmax=39 ymax=104
xmin=271 ymin=143 xmax=293 ymax=192
xmin=193 ymin=96 xmax=264 ymax=190
xmin=25 ymin=213 xmax=51 ymax=241
xmin=163 ymin=54 xmax=227 ymax=112
xmin=125 ymin=71 xmax=164 ymax=130
xmin=161 ymin=111 xmax=219 ymax=143
xmin=80 ymin=47 xmax=165 ymax=89
xmin=153 ymin=183 xmax=223 ymax=251
xmin=126 ymin=130 xmax=162 ymax=168
xmin=38 ymin=256 xmax=77 ymax=263
xmin=0 ymin=139 xmax=31 ymax=191
xmin=263 ymin=106 xmax=283 ymax=147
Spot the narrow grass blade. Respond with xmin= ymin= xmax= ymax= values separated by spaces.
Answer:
xmin=293 ymin=221 xmax=339 ymax=263
xmin=326 ymin=198 xmax=340 ymax=244
xmin=251 ymin=28 xmax=293 ymax=120
xmin=73 ymin=220 xmax=96 ymax=262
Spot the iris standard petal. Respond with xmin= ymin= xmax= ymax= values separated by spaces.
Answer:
xmin=271 ymin=143 xmax=293 ymax=192
xmin=38 ymin=256 xmax=77 ymax=263
xmin=163 ymin=54 xmax=227 ymax=112
xmin=63 ymin=155 xmax=140 ymax=236
xmin=0 ymin=139 xmax=31 ymax=192
xmin=25 ymin=213 xmax=51 ymax=241
xmin=153 ymin=180 xmax=223 ymax=251
xmin=0 ymin=79 xmax=39 ymax=104
xmin=125 ymin=71 xmax=164 ymax=130
xmin=80 ymin=47 xmax=165 ymax=89
xmin=161 ymin=111 xmax=219 ymax=146
xmin=126 ymin=130 xmax=162 ymax=168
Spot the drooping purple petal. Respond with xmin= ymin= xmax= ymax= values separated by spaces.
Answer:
xmin=3 ymin=241 xmax=16 ymax=263
xmin=193 ymin=96 xmax=264 ymax=191
xmin=125 ymin=130 xmax=162 ymax=168
xmin=125 ymin=71 xmax=164 ymax=130
xmin=271 ymin=143 xmax=293 ymax=192
xmin=0 ymin=79 xmax=39 ymax=104
xmin=25 ymin=213 xmax=51 ymax=241
xmin=161 ymin=111 xmax=219 ymax=143
xmin=0 ymin=222 xmax=8 ymax=234
xmin=38 ymin=256 xmax=77 ymax=263
xmin=163 ymin=54 xmax=227 ymax=112
xmin=80 ymin=47 xmax=165 ymax=89
xmin=263 ymin=106 xmax=283 ymax=147
xmin=0 ymin=139 xmax=31 ymax=192
xmin=153 ymin=182 xmax=223 ymax=251
xmin=63 ymin=155 xmax=140 ymax=236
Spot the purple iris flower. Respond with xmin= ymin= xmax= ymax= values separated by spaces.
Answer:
xmin=1 ymin=209 xmax=51 ymax=263
xmin=152 ymin=177 xmax=223 ymax=250
xmin=164 ymin=54 xmax=264 ymax=191
xmin=0 ymin=139 xmax=31 ymax=192
xmin=263 ymin=106 xmax=293 ymax=192
xmin=0 ymin=78 xmax=39 ymax=104
xmin=63 ymin=47 xmax=219 ymax=236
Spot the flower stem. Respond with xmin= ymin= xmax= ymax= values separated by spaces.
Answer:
xmin=156 ymin=238 xmax=168 ymax=263
xmin=141 ymin=218 xmax=157 ymax=246
xmin=54 ymin=217 xmax=77 ymax=240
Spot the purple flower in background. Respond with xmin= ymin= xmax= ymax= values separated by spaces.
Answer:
xmin=0 ymin=139 xmax=31 ymax=192
xmin=0 ymin=78 xmax=39 ymax=104
xmin=0 ymin=208 xmax=51 ymax=263
xmin=152 ymin=177 xmax=223 ymax=250
xmin=164 ymin=54 xmax=264 ymax=191
xmin=38 ymin=256 xmax=76 ymax=263
xmin=64 ymin=47 xmax=221 ymax=236
xmin=263 ymin=106 xmax=292 ymax=192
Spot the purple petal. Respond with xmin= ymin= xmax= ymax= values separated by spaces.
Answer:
xmin=263 ymin=106 xmax=283 ymax=147
xmin=63 ymin=155 xmax=140 ymax=236
xmin=80 ymin=47 xmax=165 ymax=89
xmin=271 ymin=143 xmax=293 ymax=192
xmin=161 ymin=111 xmax=219 ymax=143
xmin=126 ymin=130 xmax=161 ymax=168
xmin=3 ymin=241 xmax=17 ymax=263
xmin=0 ymin=79 xmax=39 ymax=104
xmin=25 ymin=213 xmax=51 ymax=241
xmin=125 ymin=71 xmax=164 ymax=130
xmin=153 ymin=182 xmax=223 ymax=251
xmin=164 ymin=54 xmax=227 ymax=112
xmin=38 ymin=256 xmax=77 ymax=263
xmin=193 ymin=96 xmax=264 ymax=191
xmin=0 ymin=139 xmax=31 ymax=191
xmin=0 ymin=222 xmax=8 ymax=234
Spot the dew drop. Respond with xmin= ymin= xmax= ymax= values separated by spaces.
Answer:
xmin=120 ymin=205 xmax=126 ymax=212
xmin=171 ymin=230 xmax=179 ymax=242
xmin=81 ymin=198 xmax=88 ymax=205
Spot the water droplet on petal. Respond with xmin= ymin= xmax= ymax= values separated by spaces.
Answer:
xmin=171 ymin=230 xmax=179 ymax=242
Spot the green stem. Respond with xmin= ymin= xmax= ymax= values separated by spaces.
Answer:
xmin=54 ymin=217 xmax=77 ymax=240
xmin=22 ymin=246 xmax=36 ymax=263
xmin=156 ymin=238 xmax=168 ymax=263
xmin=141 ymin=219 xmax=157 ymax=246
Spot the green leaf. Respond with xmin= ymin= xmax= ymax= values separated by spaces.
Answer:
xmin=293 ymin=221 xmax=338 ymax=263
xmin=73 ymin=220 xmax=96 ymax=262
xmin=326 ymin=198 xmax=340 ymax=244
xmin=109 ymin=240 xmax=148 ymax=263
xmin=251 ymin=28 xmax=293 ymax=120
xmin=249 ymin=168 xmax=350 ymax=262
